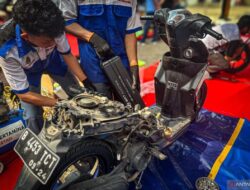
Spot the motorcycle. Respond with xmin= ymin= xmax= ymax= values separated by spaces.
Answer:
xmin=203 ymin=25 xmax=250 ymax=75
xmin=14 ymin=8 xmax=222 ymax=190
xmin=0 ymin=81 xmax=25 ymax=174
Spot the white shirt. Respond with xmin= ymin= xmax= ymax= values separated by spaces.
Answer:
xmin=0 ymin=33 xmax=70 ymax=93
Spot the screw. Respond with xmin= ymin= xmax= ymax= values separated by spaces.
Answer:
xmin=184 ymin=48 xmax=193 ymax=59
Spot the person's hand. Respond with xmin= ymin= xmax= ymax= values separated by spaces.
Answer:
xmin=130 ymin=65 xmax=141 ymax=92
xmin=89 ymin=33 xmax=114 ymax=60
xmin=67 ymin=85 xmax=88 ymax=98
xmin=82 ymin=78 xmax=96 ymax=91
xmin=67 ymin=79 xmax=96 ymax=98
xmin=207 ymin=52 xmax=230 ymax=73
xmin=55 ymin=99 xmax=69 ymax=108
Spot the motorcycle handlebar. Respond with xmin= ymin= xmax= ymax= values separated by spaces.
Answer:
xmin=140 ymin=14 xmax=224 ymax=41
xmin=203 ymin=27 xmax=223 ymax=40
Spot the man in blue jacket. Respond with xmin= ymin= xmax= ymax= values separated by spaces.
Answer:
xmin=0 ymin=0 xmax=94 ymax=121
xmin=59 ymin=0 xmax=142 ymax=99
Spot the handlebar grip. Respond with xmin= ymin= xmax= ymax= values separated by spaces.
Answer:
xmin=203 ymin=27 xmax=223 ymax=40
xmin=140 ymin=15 xmax=154 ymax=20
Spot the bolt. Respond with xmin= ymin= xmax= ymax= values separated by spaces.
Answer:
xmin=184 ymin=48 xmax=193 ymax=59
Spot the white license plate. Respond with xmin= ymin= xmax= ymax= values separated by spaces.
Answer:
xmin=14 ymin=128 xmax=60 ymax=184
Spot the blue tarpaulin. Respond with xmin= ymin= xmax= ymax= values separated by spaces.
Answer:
xmin=141 ymin=109 xmax=250 ymax=190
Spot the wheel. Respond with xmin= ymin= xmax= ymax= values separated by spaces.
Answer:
xmin=15 ymin=139 xmax=115 ymax=190
xmin=225 ymin=45 xmax=250 ymax=74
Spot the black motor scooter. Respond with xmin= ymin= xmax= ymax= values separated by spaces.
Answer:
xmin=14 ymin=8 xmax=222 ymax=190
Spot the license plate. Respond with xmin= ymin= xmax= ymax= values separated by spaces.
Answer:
xmin=14 ymin=128 xmax=60 ymax=184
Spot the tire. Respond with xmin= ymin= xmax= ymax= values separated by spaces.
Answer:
xmin=225 ymin=45 xmax=250 ymax=74
xmin=226 ymin=61 xmax=250 ymax=74
xmin=15 ymin=139 xmax=115 ymax=190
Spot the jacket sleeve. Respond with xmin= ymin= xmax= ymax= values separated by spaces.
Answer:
xmin=55 ymin=33 xmax=71 ymax=55
xmin=59 ymin=0 xmax=78 ymax=26
xmin=126 ymin=0 xmax=142 ymax=34
xmin=0 ymin=56 xmax=29 ymax=94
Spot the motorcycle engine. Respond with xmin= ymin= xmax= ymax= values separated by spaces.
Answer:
xmin=47 ymin=93 xmax=131 ymax=138
xmin=0 ymin=82 xmax=9 ymax=123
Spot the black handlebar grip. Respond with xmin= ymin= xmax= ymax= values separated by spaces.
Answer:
xmin=140 ymin=15 xmax=154 ymax=20
xmin=203 ymin=27 xmax=223 ymax=40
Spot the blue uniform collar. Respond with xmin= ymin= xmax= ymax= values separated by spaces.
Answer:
xmin=15 ymin=24 xmax=35 ymax=58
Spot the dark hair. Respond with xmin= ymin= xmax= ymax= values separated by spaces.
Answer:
xmin=13 ymin=0 xmax=65 ymax=38
xmin=237 ymin=15 xmax=250 ymax=34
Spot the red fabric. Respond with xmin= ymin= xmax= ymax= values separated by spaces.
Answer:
xmin=218 ymin=60 xmax=250 ymax=82
xmin=139 ymin=61 xmax=159 ymax=83
xmin=66 ymin=33 xmax=79 ymax=58
xmin=204 ymin=78 xmax=250 ymax=120
xmin=139 ymin=61 xmax=159 ymax=107
xmin=0 ymin=151 xmax=23 ymax=190
xmin=0 ymin=150 xmax=18 ymax=165
xmin=204 ymin=58 xmax=250 ymax=119
xmin=141 ymin=80 xmax=156 ymax=107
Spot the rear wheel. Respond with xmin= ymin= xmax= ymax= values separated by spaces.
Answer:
xmin=15 ymin=140 xmax=115 ymax=190
xmin=49 ymin=140 xmax=115 ymax=190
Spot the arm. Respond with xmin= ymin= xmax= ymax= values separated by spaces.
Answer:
xmin=55 ymin=34 xmax=95 ymax=90
xmin=62 ymin=52 xmax=98 ymax=92
xmin=59 ymin=0 xmax=93 ymax=42
xmin=65 ymin=23 xmax=114 ymax=60
xmin=125 ymin=33 xmax=140 ymax=92
xmin=59 ymin=0 xmax=113 ymax=60
xmin=62 ymin=52 xmax=87 ymax=82
xmin=17 ymin=92 xmax=57 ymax=107
xmin=65 ymin=23 xmax=93 ymax=42
xmin=125 ymin=0 xmax=142 ymax=92
xmin=125 ymin=0 xmax=142 ymax=67
xmin=0 ymin=57 xmax=58 ymax=107
xmin=55 ymin=33 xmax=87 ymax=81
xmin=125 ymin=33 xmax=138 ymax=67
